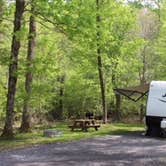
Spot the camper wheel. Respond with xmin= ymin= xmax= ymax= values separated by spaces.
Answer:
xmin=160 ymin=129 xmax=166 ymax=138
xmin=146 ymin=125 xmax=161 ymax=137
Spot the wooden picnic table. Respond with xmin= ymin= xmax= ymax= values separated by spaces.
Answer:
xmin=69 ymin=119 xmax=100 ymax=132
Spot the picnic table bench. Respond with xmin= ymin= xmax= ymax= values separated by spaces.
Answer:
xmin=69 ymin=119 xmax=101 ymax=132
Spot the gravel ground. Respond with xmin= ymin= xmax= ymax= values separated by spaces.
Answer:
xmin=0 ymin=133 xmax=166 ymax=166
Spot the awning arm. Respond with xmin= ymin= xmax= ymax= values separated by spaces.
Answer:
xmin=114 ymin=84 xmax=149 ymax=102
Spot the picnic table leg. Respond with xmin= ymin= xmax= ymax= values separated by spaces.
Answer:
xmin=82 ymin=128 xmax=88 ymax=132
xmin=80 ymin=122 xmax=85 ymax=131
xmin=84 ymin=127 xmax=88 ymax=132
xmin=82 ymin=121 xmax=88 ymax=132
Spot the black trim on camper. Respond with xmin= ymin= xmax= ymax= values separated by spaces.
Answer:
xmin=146 ymin=116 xmax=166 ymax=137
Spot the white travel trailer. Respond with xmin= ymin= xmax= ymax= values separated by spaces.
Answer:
xmin=114 ymin=81 xmax=166 ymax=137
xmin=115 ymin=81 xmax=166 ymax=137
xmin=146 ymin=81 xmax=166 ymax=137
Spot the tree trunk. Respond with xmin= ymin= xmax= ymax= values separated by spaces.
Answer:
xmin=115 ymin=94 xmax=121 ymax=121
xmin=139 ymin=45 xmax=146 ymax=123
xmin=1 ymin=0 xmax=25 ymax=138
xmin=57 ymin=75 xmax=65 ymax=120
xmin=96 ymin=0 xmax=107 ymax=123
xmin=140 ymin=102 xmax=144 ymax=123
xmin=51 ymin=75 xmax=65 ymax=120
xmin=20 ymin=1 xmax=36 ymax=132
xmin=141 ymin=46 xmax=146 ymax=85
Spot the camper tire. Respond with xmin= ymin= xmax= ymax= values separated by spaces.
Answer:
xmin=146 ymin=125 xmax=161 ymax=137
xmin=160 ymin=129 xmax=166 ymax=138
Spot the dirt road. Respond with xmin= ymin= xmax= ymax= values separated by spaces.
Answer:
xmin=0 ymin=134 xmax=166 ymax=166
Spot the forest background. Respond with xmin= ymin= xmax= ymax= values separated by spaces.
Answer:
xmin=0 ymin=0 xmax=165 ymax=137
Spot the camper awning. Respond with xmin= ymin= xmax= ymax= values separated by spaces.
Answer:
xmin=114 ymin=84 xmax=150 ymax=102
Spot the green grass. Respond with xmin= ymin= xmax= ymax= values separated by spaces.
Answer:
xmin=0 ymin=122 xmax=145 ymax=151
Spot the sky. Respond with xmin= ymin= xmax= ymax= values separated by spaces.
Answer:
xmin=125 ymin=0 xmax=159 ymax=8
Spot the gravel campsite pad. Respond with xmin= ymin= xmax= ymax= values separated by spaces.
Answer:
xmin=0 ymin=134 xmax=166 ymax=166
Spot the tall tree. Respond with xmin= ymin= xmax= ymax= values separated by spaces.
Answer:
xmin=96 ymin=0 xmax=107 ymax=123
xmin=20 ymin=0 xmax=36 ymax=132
xmin=154 ymin=1 xmax=166 ymax=79
xmin=137 ymin=8 xmax=159 ymax=121
xmin=2 ymin=0 xmax=25 ymax=138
